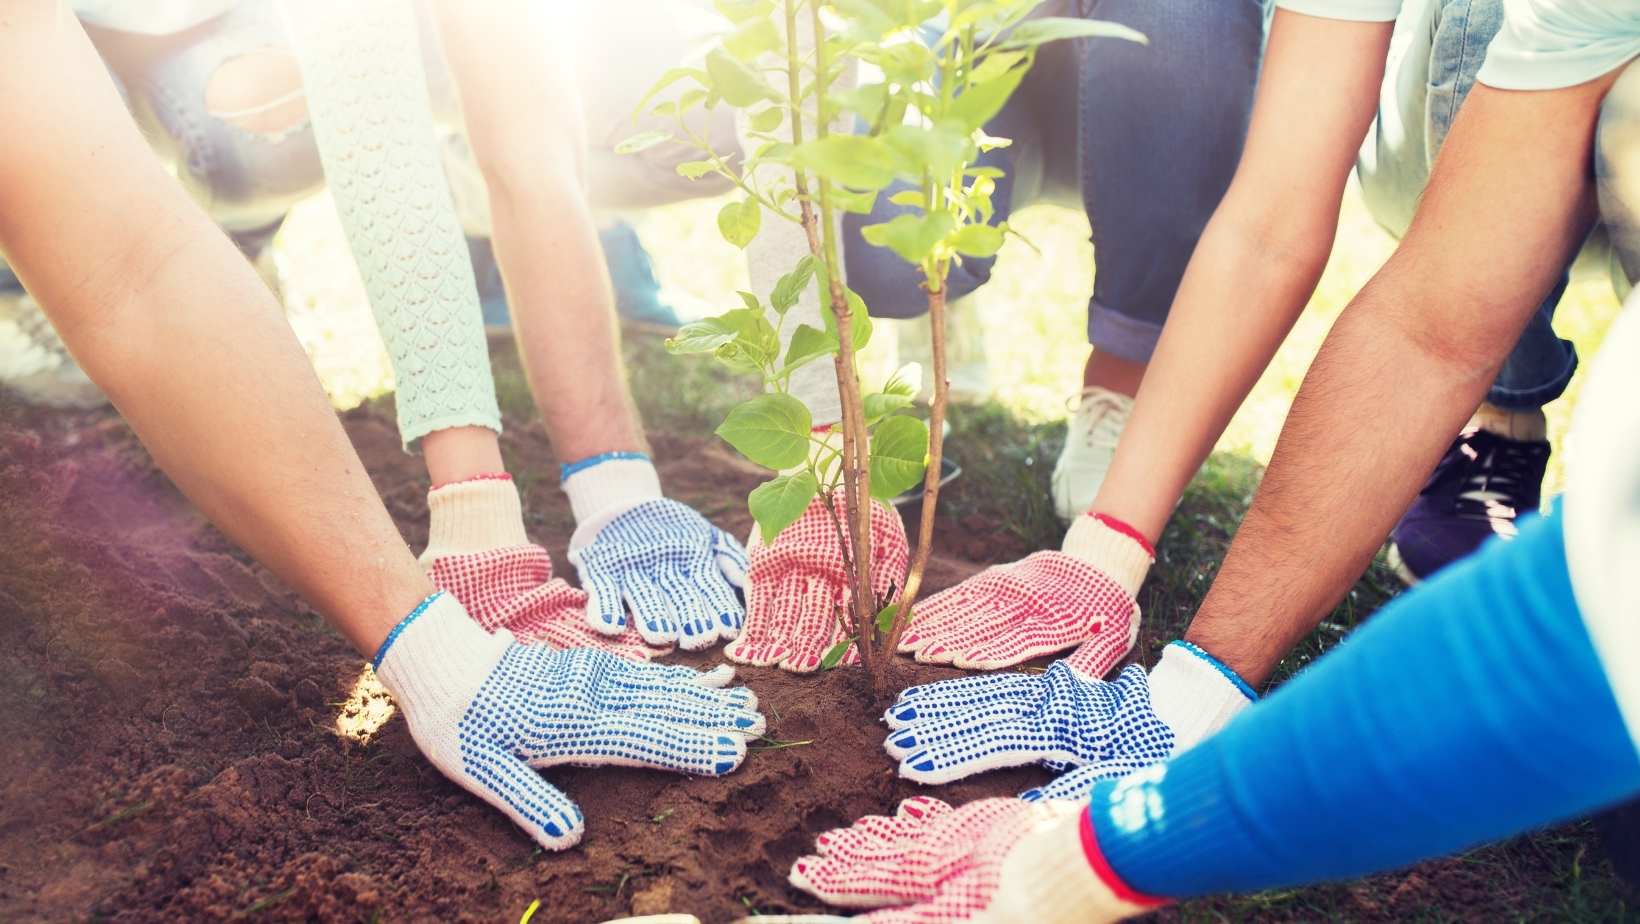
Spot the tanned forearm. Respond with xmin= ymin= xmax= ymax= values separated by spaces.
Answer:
xmin=430 ymin=0 xmax=647 ymax=464
xmin=1187 ymin=78 xmax=1614 ymax=685
xmin=0 ymin=3 xmax=431 ymax=655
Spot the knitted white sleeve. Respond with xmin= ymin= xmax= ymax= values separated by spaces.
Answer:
xmin=283 ymin=0 xmax=501 ymax=449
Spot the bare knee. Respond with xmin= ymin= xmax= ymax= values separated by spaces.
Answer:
xmin=204 ymin=49 xmax=308 ymax=138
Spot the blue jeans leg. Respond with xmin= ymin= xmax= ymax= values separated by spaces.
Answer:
xmin=1078 ymin=0 xmax=1266 ymax=362
xmin=1358 ymin=0 xmax=1577 ymax=410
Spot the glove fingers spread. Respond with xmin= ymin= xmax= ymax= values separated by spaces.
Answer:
xmin=660 ymin=560 xmax=718 ymax=651
xmin=884 ymin=693 xmax=1042 ymax=762
xmin=945 ymin=599 xmax=1080 ymax=669
xmin=896 ymin=717 xmax=1055 ymax=785
xmin=885 ymin=671 xmax=1046 ymax=727
xmin=1062 ymin=612 xmax=1140 ymax=679
xmin=779 ymin=578 xmax=846 ymax=673
xmin=790 ymin=850 xmax=932 ymax=909
xmin=911 ymin=597 xmax=1033 ymax=666
xmin=712 ymin=527 xmax=751 ymax=588
xmin=522 ymin=715 xmax=749 ymax=777
xmin=727 ymin=573 xmax=803 ymax=666
xmin=578 ymin=551 xmax=632 ymax=637
xmin=456 ymin=741 xmax=586 ymax=851
xmin=606 ymin=683 xmax=766 ymax=736
xmin=690 ymin=548 xmax=747 ymax=642
xmin=621 ymin=568 xmax=683 ymax=645
xmin=517 ymin=615 xmax=667 ymax=662
xmin=894 ymin=582 xmax=980 ymax=654
xmin=1019 ymin=758 xmax=1148 ymax=802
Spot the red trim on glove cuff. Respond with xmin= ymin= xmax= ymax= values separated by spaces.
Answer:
xmin=1090 ymin=512 xmax=1155 ymax=557
xmin=430 ymin=472 xmax=513 ymax=492
xmin=1079 ymin=809 xmax=1170 ymax=909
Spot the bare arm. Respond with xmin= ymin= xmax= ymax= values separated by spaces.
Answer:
xmin=1187 ymin=74 xmax=1615 ymax=685
xmin=429 ymin=0 xmax=647 ymax=463
xmin=1095 ymin=9 xmax=1393 ymax=542
xmin=0 ymin=2 xmax=431 ymax=655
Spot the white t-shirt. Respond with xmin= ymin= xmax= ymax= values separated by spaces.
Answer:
xmin=1275 ymin=0 xmax=1640 ymax=89
xmin=1564 ymin=303 xmax=1640 ymax=757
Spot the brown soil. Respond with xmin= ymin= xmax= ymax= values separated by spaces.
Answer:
xmin=0 ymin=397 xmax=1620 ymax=923
xmin=0 ymin=397 xmax=1043 ymax=923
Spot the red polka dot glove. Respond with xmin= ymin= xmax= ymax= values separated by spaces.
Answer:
xmin=787 ymin=796 xmax=1158 ymax=923
xmin=896 ymin=514 xmax=1151 ymax=670
xmin=726 ymin=492 xmax=909 ymax=673
xmin=419 ymin=477 xmax=669 ymax=661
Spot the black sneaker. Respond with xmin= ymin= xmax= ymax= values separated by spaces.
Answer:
xmin=1387 ymin=426 xmax=1550 ymax=586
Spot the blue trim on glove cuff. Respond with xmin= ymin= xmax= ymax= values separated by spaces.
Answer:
xmin=371 ymin=591 xmax=445 ymax=670
xmin=560 ymin=451 xmax=652 ymax=481
xmin=1169 ymin=639 xmax=1258 ymax=702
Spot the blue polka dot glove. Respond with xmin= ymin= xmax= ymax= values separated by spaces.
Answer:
xmin=372 ymin=592 xmax=764 ymax=850
xmin=883 ymin=641 xmax=1255 ymax=787
xmin=562 ymin=457 xmax=749 ymax=651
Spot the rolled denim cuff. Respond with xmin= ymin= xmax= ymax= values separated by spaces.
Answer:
xmin=1088 ymin=300 xmax=1164 ymax=363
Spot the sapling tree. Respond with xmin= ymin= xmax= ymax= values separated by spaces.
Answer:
xmin=622 ymin=0 xmax=1141 ymax=687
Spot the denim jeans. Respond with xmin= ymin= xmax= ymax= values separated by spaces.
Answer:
xmin=1356 ymin=0 xmax=1640 ymax=410
xmin=841 ymin=0 xmax=1269 ymax=363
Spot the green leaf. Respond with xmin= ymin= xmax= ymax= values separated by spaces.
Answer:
xmin=791 ymin=135 xmax=900 ymax=190
xmin=714 ymin=0 xmax=775 ymax=22
xmin=883 ymin=123 xmax=976 ymax=180
xmin=818 ymin=638 xmax=854 ymax=671
xmin=869 ymin=415 xmax=929 ymax=499
xmin=706 ymin=48 xmax=778 ymax=107
xmin=950 ymin=223 xmax=1005 ymax=258
xmin=666 ymin=315 xmax=741 ymax=354
xmin=749 ymin=471 xmax=820 ymax=542
xmin=676 ymin=160 xmax=718 ymax=180
xmin=737 ymin=290 xmax=763 ymax=313
xmin=881 ymin=366 xmax=918 ymax=397
xmin=748 ymin=106 xmax=785 ymax=133
xmin=947 ymin=63 xmax=1028 ymax=131
xmin=631 ymin=67 xmax=708 ymax=123
xmin=875 ymin=602 xmax=899 ymax=635
xmin=724 ymin=17 xmax=781 ymax=60
xmin=865 ymin=41 xmax=936 ymax=85
xmin=831 ymin=187 xmax=880 ymax=215
xmin=717 ymin=198 xmax=762 ymax=250
xmin=816 ymin=266 xmax=874 ymax=352
xmin=968 ymin=49 xmax=1029 ymax=85
xmin=860 ymin=211 xmax=956 ymax=264
xmin=830 ymin=83 xmax=889 ymax=123
xmin=782 ymin=324 xmax=838 ymax=374
xmin=888 ymin=190 xmax=925 ymax=207
xmin=863 ymin=390 xmax=914 ymax=425
xmin=770 ymin=256 xmax=817 ymax=313
xmin=614 ymin=131 xmax=672 ymax=155
xmin=713 ymin=341 xmax=768 ymax=376
xmin=715 ymin=394 xmax=813 ymax=469
xmin=993 ymin=17 xmax=1148 ymax=51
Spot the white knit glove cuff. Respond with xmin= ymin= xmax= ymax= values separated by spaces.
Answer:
xmin=1147 ymin=640 xmax=1256 ymax=752
xmin=372 ymin=592 xmax=513 ymax=770
xmin=981 ymin=801 xmax=1156 ymax=924
xmin=562 ymin=457 xmax=663 ymax=524
xmin=1061 ymin=514 xmax=1154 ymax=597
xmin=419 ymin=477 xmax=529 ymax=564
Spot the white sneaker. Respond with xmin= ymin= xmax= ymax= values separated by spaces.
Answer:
xmin=1051 ymin=386 xmax=1133 ymax=522
xmin=0 ymin=291 xmax=108 ymax=410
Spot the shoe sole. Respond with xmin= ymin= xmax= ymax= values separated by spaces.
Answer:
xmin=1386 ymin=543 xmax=1423 ymax=588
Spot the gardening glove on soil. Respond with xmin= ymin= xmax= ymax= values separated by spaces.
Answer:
xmin=726 ymin=491 xmax=910 ymax=672
xmin=895 ymin=513 xmax=1149 ymax=670
xmin=786 ymin=795 xmax=1161 ymax=923
xmin=563 ymin=454 xmax=749 ymax=650
xmin=419 ymin=476 xmax=668 ymax=661
xmin=372 ymin=591 xmax=765 ymax=851
xmin=884 ymin=640 xmax=1255 ymax=786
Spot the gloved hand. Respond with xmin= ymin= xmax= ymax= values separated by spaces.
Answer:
xmin=373 ymin=591 xmax=765 ymax=851
xmin=786 ymin=795 xmax=1160 ymax=923
xmin=883 ymin=640 xmax=1254 ymax=785
xmin=726 ymin=492 xmax=909 ymax=672
xmin=562 ymin=455 xmax=749 ymax=650
xmin=896 ymin=514 xmax=1150 ymax=669
xmin=418 ymin=476 xmax=667 ymax=660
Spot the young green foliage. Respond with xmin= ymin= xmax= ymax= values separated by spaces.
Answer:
xmin=630 ymin=0 xmax=1143 ymax=678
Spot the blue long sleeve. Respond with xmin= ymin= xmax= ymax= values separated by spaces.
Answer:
xmin=1090 ymin=512 xmax=1640 ymax=898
